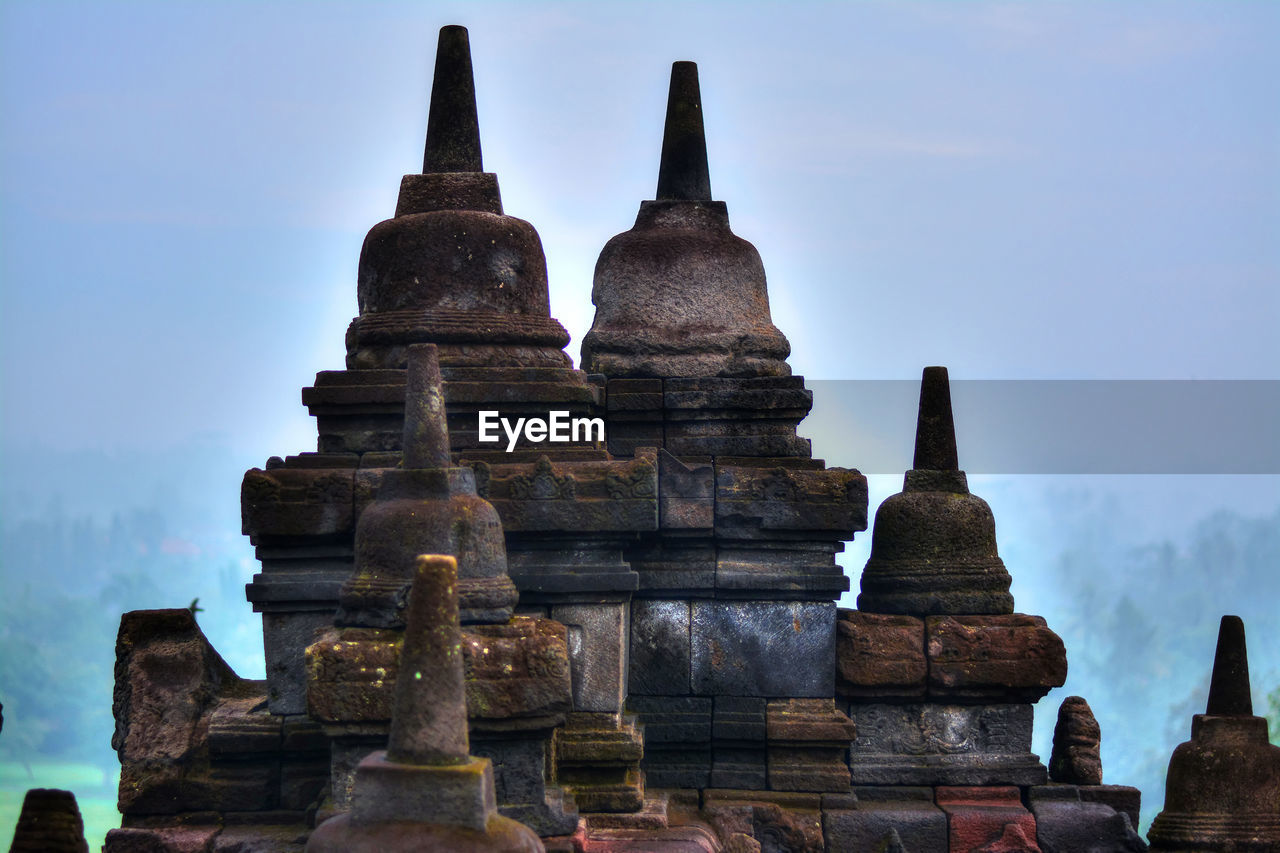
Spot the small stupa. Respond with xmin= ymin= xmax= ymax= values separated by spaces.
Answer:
xmin=857 ymin=365 xmax=1014 ymax=615
xmin=1148 ymin=615 xmax=1280 ymax=851
xmin=306 ymin=554 xmax=543 ymax=852
xmin=334 ymin=343 xmax=516 ymax=627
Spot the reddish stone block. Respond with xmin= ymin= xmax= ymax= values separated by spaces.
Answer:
xmin=766 ymin=699 xmax=857 ymax=744
xmin=104 ymin=826 xmax=220 ymax=853
xmin=835 ymin=609 xmax=927 ymax=700
xmin=935 ymin=787 xmax=1039 ymax=853
xmin=926 ymin=615 xmax=1067 ymax=702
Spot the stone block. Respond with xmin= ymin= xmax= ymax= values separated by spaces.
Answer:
xmin=325 ymin=733 xmax=384 ymax=810
xmin=935 ymin=787 xmax=1040 ymax=852
xmin=240 ymin=467 xmax=355 ymax=538
xmin=113 ymin=610 xmax=244 ymax=816
xmin=767 ymin=698 xmax=857 ymax=745
xmin=505 ymin=545 xmax=640 ymax=598
xmin=926 ymin=615 xmax=1067 ymax=702
xmin=261 ymin=611 xmax=335 ymax=715
xmin=715 ymin=464 xmax=867 ymax=536
xmin=308 ymin=618 xmax=571 ymax=727
xmin=823 ymin=787 xmax=947 ymax=853
xmin=1077 ymin=785 xmax=1142 ymax=836
xmin=630 ymin=541 xmax=717 ymax=593
xmin=628 ymin=696 xmax=711 ymax=744
xmin=207 ymin=761 xmax=280 ymax=813
xmin=847 ymin=703 xmax=1045 ymax=786
xmin=691 ymin=602 xmax=835 ymax=697
xmin=471 ymin=735 xmax=578 ymax=836
xmin=714 ymin=696 xmax=767 ymax=742
xmin=481 ymin=455 xmax=658 ymax=533
xmin=212 ymin=824 xmax=310 ymax=851
xmin=711 ymin=747 xmax=768 ymax=790
xmin=629 ymin=599 xmax=692 ymax=696
xmin=278 ymin=756 xmax=328 ymax=813
xmin=463 ymin=617 xmax=572 ymax=724
xmin=659 ymin=449 xmax=715 ymax=530
xmin=767 ymin=746 xmax=850 ymax=792
xmin=208 ymin=697 xmax=283 ymax=756
xmin=714 ymin=543 xmax=849 ymax=596
xmin=105 ymin=826 xmax=221 ymax=853
xmin=305 ymin=627 xmax=398 ymax=724
xmin=835 ymin=609 xmax=927 ymax=700
xmin=1028 ymin=785 xmax=1147 ymax=853
xmin=606 ymin=378 xmax=664 ymax=410
xmin=554 ymin=713 xmax=645 ymax=765
xmin=350 ymin=752 xmax=496 ymax=831
xmin=553 ymin=712 xmax=645 ymax=813
xmin=644 ymin=746 xmax=712 ymax=789
xmin=551 ymin=602 xmax=629 ymax=713
xmin=765 ymin=699 xmax=854 ymax=792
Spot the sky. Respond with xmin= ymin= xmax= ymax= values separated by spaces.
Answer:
xmin=1 ymin=0 xmax=1278 ymax=833
xmin=1 ymin=0 xmax=1276 ymax=462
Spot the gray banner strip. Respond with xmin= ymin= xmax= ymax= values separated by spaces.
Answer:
xmin=804 ymin=380 xmax=1280 ymax=474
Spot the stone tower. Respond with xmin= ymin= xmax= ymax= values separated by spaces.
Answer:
xmin=102 ymin=23 xmax=1173 ymax=853
xmin=583 ymin=60 xmax=867 ymax=794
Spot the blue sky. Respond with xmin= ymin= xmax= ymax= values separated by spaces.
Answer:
xmin=2 ymin=1 xmax=1276 ymax=460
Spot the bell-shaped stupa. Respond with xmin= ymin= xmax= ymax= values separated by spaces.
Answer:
xmin=857 ymin=366 xmax=1014 ymax=615
xmin=580 ymin=61 xmax=792 ymax=379
xmin=336 ymin=343 xmax=516 ymax=627
xmin=348 ymin=25 xmax=570 ymax=371
xmin=1149 ymin=615 xmax=1280 ymax=851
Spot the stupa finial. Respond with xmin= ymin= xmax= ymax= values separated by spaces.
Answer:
xmin=912 ymin=366 xmax=959 ymax=471
xmin=423 ymin=25 xmax=483 ymax=173
xmin=656 ymin=61 xmax=712 ymax=201
xmin=402 ymin=344 xmax=450 ymax=470
xmin=1206 ymin=614 xmax=1252 ymax=716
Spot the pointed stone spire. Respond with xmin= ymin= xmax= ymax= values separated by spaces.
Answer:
xmin=913 ymin=366 xmax=959 ymax=471
xmin=386 ymin=555 xmax=469 ymax=766
xmin=423 ymin=25 xmax=482 ymax=173
xmin=656 ymin=61 xmax=711 ymax=201
xmin=1205 ymin=614 xmax=1252 ymax=716
xmin=402 ymin=343 xmax=450 ymax=469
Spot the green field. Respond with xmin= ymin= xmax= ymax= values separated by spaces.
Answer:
xmin=1 ymin=762 xmax=120 ymax=851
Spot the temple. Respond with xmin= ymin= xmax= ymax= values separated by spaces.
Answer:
xmin=85 ymin=24 xmax=1275 ymax=853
